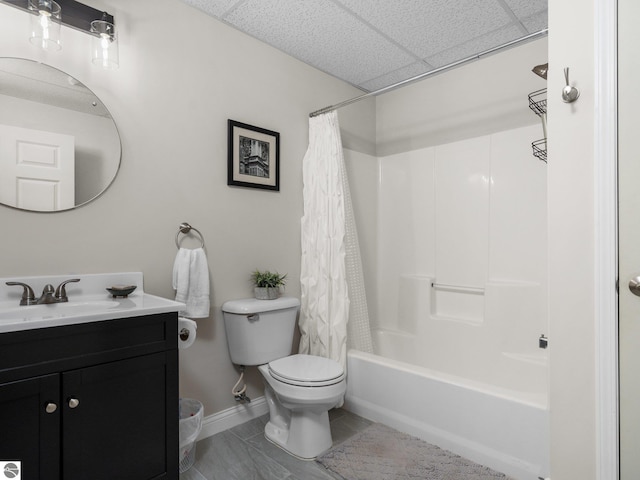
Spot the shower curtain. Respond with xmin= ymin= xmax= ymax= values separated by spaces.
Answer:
xmin=299 ymin=110 xmax=373 ymax=370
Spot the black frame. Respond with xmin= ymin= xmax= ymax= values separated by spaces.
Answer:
xmin=227 ymin=119 xmax=280 ymax=191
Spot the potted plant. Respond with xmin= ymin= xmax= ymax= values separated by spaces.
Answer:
xmin=251 ymin=270 xmax=287 ymax=300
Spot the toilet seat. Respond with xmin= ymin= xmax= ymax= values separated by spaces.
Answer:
xmin=268 ymin=354 xmax=344 ymax=387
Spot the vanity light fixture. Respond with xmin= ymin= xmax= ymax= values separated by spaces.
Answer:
xmin=28 ymin=0 xmax=62 ymax=51
xmin=0 ymin=0 xmax=117 ymax=68
xmin=90 ymin=14 xmax=118 ymax=69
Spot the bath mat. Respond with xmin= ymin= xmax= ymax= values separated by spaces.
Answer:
xmin=316 ymin=423 xmax=512 ymax=480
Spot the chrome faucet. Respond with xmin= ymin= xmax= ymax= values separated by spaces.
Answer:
xmin=36 ymin=284 xmax=56 ymax=304
xmin=6 ymin=279 xmax=80 ymax=306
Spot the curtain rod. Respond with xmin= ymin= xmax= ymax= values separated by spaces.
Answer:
xmin=309 ymin=28 xmax=548 ymax=118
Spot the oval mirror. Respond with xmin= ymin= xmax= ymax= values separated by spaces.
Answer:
xmin=0 ymin=58 xmax=121 ymax=212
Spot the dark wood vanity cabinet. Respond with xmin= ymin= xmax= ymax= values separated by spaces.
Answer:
xmin=0 ymin=313 xmax=179 ymax=480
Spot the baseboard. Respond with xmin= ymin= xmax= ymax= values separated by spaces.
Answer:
xmin=196 ymin=395 xmax=268 ymax=441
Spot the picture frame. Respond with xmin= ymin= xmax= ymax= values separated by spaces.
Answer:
xmin=227 ymin=120 xmax=280 ymax=191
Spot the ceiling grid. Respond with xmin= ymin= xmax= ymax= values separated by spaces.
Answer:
xmin=180 ymin=0 xmax=548 ymax=92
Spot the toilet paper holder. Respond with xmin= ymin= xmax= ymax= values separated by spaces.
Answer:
xmin=179 ymin=327 xmax=191 ymax=341
xmin=178 ymin=317 xmax=197 ymax=349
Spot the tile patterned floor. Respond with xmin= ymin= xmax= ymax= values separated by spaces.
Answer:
xmin=180 ymin=409 xmax=372 ymax=480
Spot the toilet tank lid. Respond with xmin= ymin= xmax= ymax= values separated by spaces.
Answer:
xmin=221 ymin=296 xmax=300 ymax=314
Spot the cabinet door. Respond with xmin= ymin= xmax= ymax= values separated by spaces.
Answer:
xmin=0 ymin=374 xmax=60 ymax=480
xmin=62 ymin=353 xmax=173 ymax=480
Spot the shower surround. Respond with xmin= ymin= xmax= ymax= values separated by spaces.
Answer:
xmin=344 ymin=123 xmax=549 ymax=479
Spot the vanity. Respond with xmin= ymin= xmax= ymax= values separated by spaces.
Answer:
xmin=0 ymin=273 xmax=184 ymax=480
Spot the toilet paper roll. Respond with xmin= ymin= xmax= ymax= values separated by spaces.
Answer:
xmin=178 ymin=317 xmax=197 ymax=349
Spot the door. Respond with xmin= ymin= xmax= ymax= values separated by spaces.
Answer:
xmin=619 ymin=0 xmax=640 ymax=476
xmin=0 ymin=374 xmax=61 ymax=480
xmin=62 ymin=353 xmax=170 ymax=480
xmin=0 ymin=124 xmax=75 ymax=210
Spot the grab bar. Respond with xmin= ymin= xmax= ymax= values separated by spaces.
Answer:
xmin=175 ymin=222 xmax=205 ymax=249
xmin=431 ymin=282 xmax=484 ymax=294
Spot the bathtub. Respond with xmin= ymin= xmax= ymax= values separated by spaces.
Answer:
xmin=344 ymin=346 xmax=550 ymax=480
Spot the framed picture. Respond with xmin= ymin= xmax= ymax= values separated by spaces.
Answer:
xmin=227 ymin=120 xmax=280 ymax=191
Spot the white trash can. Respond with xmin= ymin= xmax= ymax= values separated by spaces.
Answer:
xmin=179 ymin=398 xmax=203 ymax=473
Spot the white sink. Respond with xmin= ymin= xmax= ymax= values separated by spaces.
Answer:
xmin=0 ymin=299 xmax=119 ymax=321
xmin=0 ymin=272 xmax=185 ymax=333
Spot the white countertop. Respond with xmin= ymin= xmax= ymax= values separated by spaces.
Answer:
xmin=0 ymin=272 xmax=185 ymax=334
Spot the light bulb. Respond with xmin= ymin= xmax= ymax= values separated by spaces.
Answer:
xmin=28 ymin=0 xmax=61 ymax=51
xmin=91 ymin=19 xmax=119 ymax=69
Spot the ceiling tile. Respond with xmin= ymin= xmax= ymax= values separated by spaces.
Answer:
xmin=178 ymin=0 xmax=547 ymax=93
xmin=180 ymin=0 xmax=242 ymax=17
xmin=223 ymin=0 xmax=418 ymax=86
xmin=334 ymin=0 xmax=515 ymax=58
xmin=359 ymin=62 xmax=433 ymax=92
xmin=425 ymin=25 xmax=524 ymax=68
xmin=502 ymin=0 xmax=547 ymax=19
xmin=520 ymin=11 xmax=548 ymax=34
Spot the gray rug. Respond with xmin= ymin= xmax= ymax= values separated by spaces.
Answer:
xmin=316 ymin=423 xmax=512 ymax=480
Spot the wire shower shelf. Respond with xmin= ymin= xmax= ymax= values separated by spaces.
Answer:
xmin=528 ymin=88 xmax=547 ymax=117
xmin=528 ymin=88 xmax=547 ymax=162
xmin=532 ymin=138 xmax=547 ymax=163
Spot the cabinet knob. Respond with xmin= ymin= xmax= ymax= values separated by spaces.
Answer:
xmin=68 ymin=398 xmax=80 ymax=409
xmin=45 ymin=402 xmax=58 ymax=414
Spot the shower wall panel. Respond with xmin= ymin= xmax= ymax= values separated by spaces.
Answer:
xmin=434 ymin=136 xmax=490 ymax=289
xmin=373 ymin=123 xmax=546 ymax=337
xmin=377 ymin=148 xmax=435 ymax=331
xmin=489 ymin=127 xmax=547 ymax=283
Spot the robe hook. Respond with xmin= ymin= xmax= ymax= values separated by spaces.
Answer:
xmin=562 ymin=67 xmax=580 ymax=103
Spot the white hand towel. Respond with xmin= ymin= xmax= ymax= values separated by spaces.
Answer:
xmin=173 ymin=247 xmax=210 ymax=318
xmin=173 ymin=247 xmax=191 ymax=301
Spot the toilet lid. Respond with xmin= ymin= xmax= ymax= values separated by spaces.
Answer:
xmin=268 ymin=354 xmax=345 ymax=387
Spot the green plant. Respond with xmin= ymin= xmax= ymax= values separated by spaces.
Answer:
xmin=251 ymin=270 xmax=287 ymax=289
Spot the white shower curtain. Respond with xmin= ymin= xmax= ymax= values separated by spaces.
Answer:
xmin=299 ymin=110 xmax=373 ymax=370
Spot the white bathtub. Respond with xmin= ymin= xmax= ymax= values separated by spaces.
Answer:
xmin=344 ymin=348 xmax=550 ymax=480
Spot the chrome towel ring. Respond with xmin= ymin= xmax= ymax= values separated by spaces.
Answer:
xmin=175 ymin=222 xmax=205 ymax=249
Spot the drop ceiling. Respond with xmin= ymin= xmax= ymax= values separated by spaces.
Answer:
xmin=179 ymin=0 xmax=547 ymax=92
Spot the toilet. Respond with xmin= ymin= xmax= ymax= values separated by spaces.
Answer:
xmin=221 ymin=296 xmax=346 ymax=459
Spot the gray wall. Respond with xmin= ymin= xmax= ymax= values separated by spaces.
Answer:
xmin=376 ymin=38 xmax=548 ymax=157
xmin=547 ymin=0 xmax=598 ymax=476
xmin=0 ymin=0 xmax=375 ymax=416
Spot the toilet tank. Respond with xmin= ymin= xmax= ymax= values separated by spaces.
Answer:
xmin=221 ymin=296 xmax=300 ymax=366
